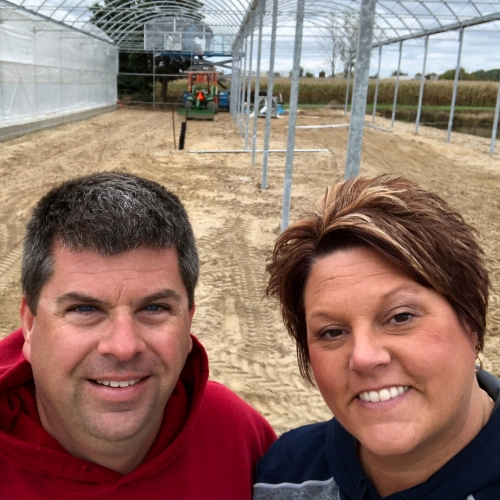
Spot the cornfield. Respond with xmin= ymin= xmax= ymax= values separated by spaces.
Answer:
xmin=166 ymin=77 xmax=499 ymax=108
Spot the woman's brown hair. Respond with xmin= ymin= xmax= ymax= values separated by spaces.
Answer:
xmin=266 ymin=175 xmax=490 ymax=384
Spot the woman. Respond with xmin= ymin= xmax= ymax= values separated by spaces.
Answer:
xmin=254 ymin=175 xmax=500 ymax=500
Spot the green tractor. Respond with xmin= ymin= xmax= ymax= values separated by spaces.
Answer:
xmin=183 ymin=71 xmax=219 ymax=120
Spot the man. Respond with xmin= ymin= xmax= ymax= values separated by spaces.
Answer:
xmin=0 ymin=172 xmax=276 ymax=498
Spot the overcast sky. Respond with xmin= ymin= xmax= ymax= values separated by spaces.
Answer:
xmin=264 ymin=28 xmax=500 ymax=78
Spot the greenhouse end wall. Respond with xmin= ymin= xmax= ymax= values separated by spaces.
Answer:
xmin=0 ymin=2 xmax=118 ymax=138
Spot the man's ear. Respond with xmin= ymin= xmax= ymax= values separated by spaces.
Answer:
xmin=20 ymin=296 xmax=34 ymax=363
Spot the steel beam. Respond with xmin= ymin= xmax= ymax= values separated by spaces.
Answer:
xmin=344 ymin=52 xmax=352 ymax=116
xmin=415 ymin=35 xmax=429 ymax=134
xmin=281 ymin=0 xmax=306 ymax=230
xmin=261 ymin=0 xmax=278 ymax=190
xmin=344 ymin=0 xmax=377 ymax=180
xmin=447 ymin=28 xmax=464 ymax=143
xmin=244 ymin=12 xmax=255 ymax=150
xmin=391 ymin=40 xmax=403 ymax=128
xmin=372 ymin=45 xmax=382 ymax=123
xmin=490 ymin=78 xmax=500 ymax=154
xmin=252 ymin=0 xmax=264 ymax=166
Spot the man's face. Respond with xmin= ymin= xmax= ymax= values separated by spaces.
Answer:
xmin=21 ymin=243 xmax=194 ymax=461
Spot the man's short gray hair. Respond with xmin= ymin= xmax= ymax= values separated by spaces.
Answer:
xmin=22 ymin=171 xmax=198 ymax=313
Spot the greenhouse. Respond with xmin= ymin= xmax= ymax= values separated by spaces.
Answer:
xmin=1 ymin=0 xmax=500 ymax=187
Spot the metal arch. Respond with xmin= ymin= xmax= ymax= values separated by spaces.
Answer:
xmin=88 ymin=0 xmax=206 ymax=30
xmin=7 ymin=0 xmax=500 ymax=55
xmin=304 ymin=6 xmax=410 ymax=44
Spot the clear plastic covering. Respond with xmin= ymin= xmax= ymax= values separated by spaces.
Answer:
xmin=0 ymin=1 xmax=118 ymax=128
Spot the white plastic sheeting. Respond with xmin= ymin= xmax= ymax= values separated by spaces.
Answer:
xmin=0 ymin=2 xmax=118 ymax=128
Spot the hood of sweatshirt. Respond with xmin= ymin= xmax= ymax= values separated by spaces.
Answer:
xmin=327 ymin=370 xmax=500 ymax=500
xmin=0 ymin=328 xmax=209 ymax=489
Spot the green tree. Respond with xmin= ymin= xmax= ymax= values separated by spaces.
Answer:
xmin=471 ymin=69 xmax=500 ymax=81
xmin=90 ymin=0 xmax=207 ymax=101
xmin=439 ymin=67 xmax=474 ymax=81
xmin=305 ymin=70 xmax=315 ymax=78
xmin=391 ymin=70 xmax=408 ymax=77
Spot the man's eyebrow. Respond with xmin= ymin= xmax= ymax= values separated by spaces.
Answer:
xmin=55 ymin=289 xmax=183 ymax=308
xmin=135 ymin=289 xmax=182 ymax=307
xmin=56 ymin=292 xmax=107 ymax=307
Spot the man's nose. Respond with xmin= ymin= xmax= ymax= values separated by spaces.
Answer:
xmin=97 ymin=316 xmax=146 ymax=361
xmin=348 ymin=327 xmax=391 ymax=372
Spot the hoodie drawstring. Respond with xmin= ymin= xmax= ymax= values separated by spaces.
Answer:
xmin=353 ymin=479 xmax=367 ymax=500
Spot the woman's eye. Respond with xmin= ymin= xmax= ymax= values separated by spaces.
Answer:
xmin=321 ymin=328 xmax=344 ymax=338
xmin=391 ymin=312 xmax=412 ymax=323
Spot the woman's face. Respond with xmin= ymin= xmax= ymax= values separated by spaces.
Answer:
xmin=305 ymin=246 xmax=480 ymax=463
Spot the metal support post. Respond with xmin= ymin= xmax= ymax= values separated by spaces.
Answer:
xmin=415 ymin=36 xmax=429 ymax=134
xmin=490 ymin=78 xmax=500 ymax=154
xmin=235 ymin=43 xmax=243 ymax=127
xmin=152 ymin=19 xmax=156 ymax=111
xmin=372 ymin=45 xmax=382 ymax=122
xmin=239 ymin=34 xmax=249 ymax=136
xmin=261 ymin=0 xmax=279 ymax=190
xmin=230 ymin=47 xmax=236 ymax=119
xmin=245 ymin=12 xmax=255 ymax=150
xmin=152 ymin=51 xmax=156 ymax=111
xmin=447 ymin=28 xmax=464 ymax=143
xmin=252 ymin=0 xmax=265 ymax=166
xmin=238 ymin=34 xmax=248 ymax=137
xmin=281 ymin=0 xmax=306 ymax=230
xmin=344 ymin=52 xmax=352 ymax=116
xmin=391 ymin=41 xmax=403 ymax=127
xmin=344 ymin=0 xmax=377 ymax=179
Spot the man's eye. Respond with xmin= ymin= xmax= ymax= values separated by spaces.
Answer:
xmin=72 ymin=305 xmax=96 ymax=313
xmin=391 ymin=312 xmax=412 ymax=323
xmin=144 ymin=304 xmax=166 ymax=313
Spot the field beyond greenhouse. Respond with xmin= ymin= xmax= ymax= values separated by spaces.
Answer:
xmin=155 ymin=77 xmax=500 ymax=107
xmin=0 ymin=107 xmax=500 ymax=434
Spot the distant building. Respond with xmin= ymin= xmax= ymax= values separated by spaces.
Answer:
xmin=391 ymin=75 xmax=412 ymax=81
xmin=261 ymin=71 xmax=281 ymax=78
xmin=319 ymin=71 xmax=326 ymax=78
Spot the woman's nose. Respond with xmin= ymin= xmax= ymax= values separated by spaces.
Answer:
xmin=348 ymin=328 xmax=391 ymax=372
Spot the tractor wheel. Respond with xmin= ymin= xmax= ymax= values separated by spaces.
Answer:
xmin=185 ymin=100 xmax=193 ymax=109
xmin=207 ymin=101 xmax=217 ymax=112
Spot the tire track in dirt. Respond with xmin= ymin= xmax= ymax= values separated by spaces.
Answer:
xmin=196 ymin=214 xmax=331 ymax=434
xmin=0 ymin=244 xmax=22 ymax=294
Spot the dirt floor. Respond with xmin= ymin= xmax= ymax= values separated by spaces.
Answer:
xmin=0 ymin=107 xmax=499 ymax=434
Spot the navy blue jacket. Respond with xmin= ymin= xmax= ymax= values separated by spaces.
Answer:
xmin=254 ymin=370 xmax=500 ymax=500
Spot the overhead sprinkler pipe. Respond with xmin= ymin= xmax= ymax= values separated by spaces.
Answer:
xmin=188 ymin=149 xmax=329 ymax=154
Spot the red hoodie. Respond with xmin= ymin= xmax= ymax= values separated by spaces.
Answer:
xmin=0 ymin=329 xmax=276 ymax=499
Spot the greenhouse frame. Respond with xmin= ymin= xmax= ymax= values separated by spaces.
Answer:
xmin=1 ymin=0 xmax=500 ymax=225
